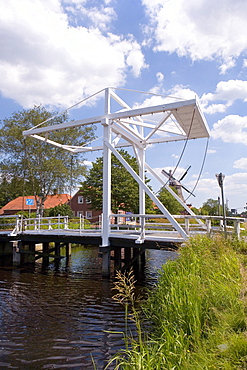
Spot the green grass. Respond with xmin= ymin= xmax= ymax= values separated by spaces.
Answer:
xmin=108 ymin=235 xmax=247 ymax=369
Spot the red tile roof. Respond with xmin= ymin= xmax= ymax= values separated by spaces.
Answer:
xmin=0 ymin=194 xmax=71 ymax=215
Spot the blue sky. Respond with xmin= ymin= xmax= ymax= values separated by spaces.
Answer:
xmin=0 ymin=0 xmax=247 ymax=211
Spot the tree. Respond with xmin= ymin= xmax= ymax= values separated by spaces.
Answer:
xmin=200 ymin=198 xmax=220 ymax=215
xmin=0 ymin=106 xmax=96 ymax=211
xmin=80 ymin=150 xmax=153 ymax=214
xmin=0 ymin=175 xmax=36 ymax=207
xmin=47 ymin=203 xmax=74 ymax=217
xmin=157 ymin=187 xmax=184 ymax=215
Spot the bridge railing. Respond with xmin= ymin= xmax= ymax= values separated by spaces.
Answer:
xmin=2 ymin=213 xmax=246 ymax=240
xmin=9 ymin=214 xmax=102 ymax=234
xmin=0 ymin=215 xmax=23 ymax=235
xmin=109 ymin=213 xmax=246 ymax=239
xmin=17 ymin=215 xmax=69 ymax=231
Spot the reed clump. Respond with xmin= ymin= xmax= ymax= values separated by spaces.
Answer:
xmin=108 ymin=235 xmax=247 ymax=369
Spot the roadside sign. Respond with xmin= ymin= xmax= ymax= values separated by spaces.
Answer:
xmin=26 ymin=199 xmax=34 ymax=206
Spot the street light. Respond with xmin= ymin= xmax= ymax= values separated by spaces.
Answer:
xmin=215 ymin=173 xmax=227 ymax=238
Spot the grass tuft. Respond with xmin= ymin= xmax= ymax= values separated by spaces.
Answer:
xmin=107 ymin=235 xmax=247 ymax=369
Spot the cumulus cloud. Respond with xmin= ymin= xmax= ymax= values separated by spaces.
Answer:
xmin=134 ymin=84 xmax=197 ymax=109
xmin=142 ymin=0 xmax=247 ymax=72
xmin=211 ymin=115 xmax=247 ymax=144
xmin=207 ymin=149 xmax=217 ymax=154
xmin=200 ymin=79 xmax=247 ymax=114
xmin=156 ymin=72 xmax=164 ymax=83
xmin=223 ymin=172 xmax=247 ymax=196
xmin=233 ymin=157 xmax=247 ymax=169
xmin=0 ymin=0 xmax=147 ymax=108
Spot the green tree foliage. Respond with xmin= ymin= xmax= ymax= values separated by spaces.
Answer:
xmin=47 ymin=203 xmax=73 ymax=217
xmin=157 ymin=186 xmax=184 ymax=214
xmin=201 ymin=198 xmax=220 ymax=215
xmin=80 ymin=150 xmax=153 ymax=214
xmin=0 ymin=176 xmax=34 ymax=207
xmin=0 ymin=106 xmax=96 ymax=207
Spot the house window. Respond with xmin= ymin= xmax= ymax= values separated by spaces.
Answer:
xmin=77 ymin=211 xmax=83 ymax=217
xmin=86 ymin=211 xmax=92 ymax=219
xmin=78 ymin=196 xmax=84 ymax=204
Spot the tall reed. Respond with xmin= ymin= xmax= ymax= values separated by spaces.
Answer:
xmin=108 ymin=235 xmax=247 ymax=369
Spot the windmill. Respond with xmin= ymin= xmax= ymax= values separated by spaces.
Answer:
xmin=161 ymin=166 xmax=195 ymax=202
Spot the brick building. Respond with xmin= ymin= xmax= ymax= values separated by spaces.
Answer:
xmin=0 ymin=194 xmax=71 ymax=215
xmin=69 ymin=190 xmax=101 ymax=223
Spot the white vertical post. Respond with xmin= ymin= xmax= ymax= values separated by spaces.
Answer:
xmin=185 ymin=217 xmax=190 ymax=234
xmin=102 ymin=88 xmax=111 ymax=247
xmin=102 ymin=88 xmax=111 ymax=277
xmin=234 ymin=220 xmax=240 ymax=239
xmin=139 ymin=146 xmax=145 ymax=242
xmin=206 ymin=218 xmax=211 ymax=234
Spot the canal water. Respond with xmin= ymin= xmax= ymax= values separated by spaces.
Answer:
xmin=0 ymin=246 xmax=177 ymax=369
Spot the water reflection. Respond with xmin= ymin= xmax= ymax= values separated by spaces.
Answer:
xmin=0 ymin=246 xmax=177 ymax=369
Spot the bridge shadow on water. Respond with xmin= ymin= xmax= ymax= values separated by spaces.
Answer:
xmin=0 ymin=244 xmax=177 ymax=370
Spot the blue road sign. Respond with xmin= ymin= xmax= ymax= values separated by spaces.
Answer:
xmin=26 ymin=199 xmax=34 ymax=206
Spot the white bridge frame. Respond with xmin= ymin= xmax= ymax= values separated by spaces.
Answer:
xmin=23 ymin=88 xmax=210 ymax=254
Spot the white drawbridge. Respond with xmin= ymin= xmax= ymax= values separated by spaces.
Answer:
xmin=23 ymin=87 xmax=210 ymax=274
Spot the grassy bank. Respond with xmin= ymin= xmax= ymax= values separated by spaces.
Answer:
xmin=109 ymin=235 xmax=247 ymax=369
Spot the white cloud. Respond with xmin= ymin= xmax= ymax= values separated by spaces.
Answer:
xmin=156 ymin=72 xmax=164 ymax=83
xmin=243 ymin=59 xmax=247 ymax=68
xmin=134 ymin=84 xmax=197 ymax=109
xmin=219 ymin=57 xmax=236 ymax=75
xmin=207 ymin=149 xmax=217 ymax=154
xmin=63 ymin=1 xmax=117 ymax=31
xmin=224 ymin=172 xmax=247 ymax=196
xmin=200 ymin=79 xmax=247 ymax=114
xmin=233 ymin=157 xmax=247 ymax=170
xmin=0 ymin=0 xmax=147 ymax=108
xmin=211 ymin=115 xmax=247 ymax=145
xmin=142 ymin=0 xmax=247 ymax=72
xmin=81 ymin=160 xmax=92 ymax=166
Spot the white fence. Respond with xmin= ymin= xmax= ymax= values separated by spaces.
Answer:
xmin=0 ymin=214 xmax=246 ymax=240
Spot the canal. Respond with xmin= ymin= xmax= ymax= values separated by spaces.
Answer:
xmin=0 ymin=246 xmax=177 ymax=369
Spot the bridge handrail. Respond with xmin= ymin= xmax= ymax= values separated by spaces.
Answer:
xmin=110 ymin=213 xmax=247 ymax=239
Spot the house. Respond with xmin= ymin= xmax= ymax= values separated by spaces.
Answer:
xmin=69 ymin=190 xmax=102 ymax=223
xmin=69 ymin=190 xmax=132 ymax=225
xmin=0 ymin=194 xmax=71 ymax=215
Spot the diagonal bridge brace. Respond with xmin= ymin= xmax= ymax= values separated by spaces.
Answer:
xmin=105 ymin=141 xmax=189 ymax=240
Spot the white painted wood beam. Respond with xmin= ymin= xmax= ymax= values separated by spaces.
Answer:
xmin=23 ymin=98 xmax=209 ymax=140
xmin=144 ymin=112 xmax=172 ymax=141
xmin=144 ymin=162 xmax=204 ymax=226
xmin=111 ymin=121 xmax=144 ymax=149
xmin=106 ymin=142 xmax=188 ymax=239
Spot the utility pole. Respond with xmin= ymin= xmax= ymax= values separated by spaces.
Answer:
xmin=215 ymin=173 xmax=227 ymax=238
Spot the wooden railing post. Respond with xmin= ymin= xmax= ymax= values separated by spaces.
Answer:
xmin=185 ymin=217 xmax=190 ymax=234
xmin=234 ymin=220 xmax=241 ymax=239
xmin=206 ymin=218 xmax=211 ymax=234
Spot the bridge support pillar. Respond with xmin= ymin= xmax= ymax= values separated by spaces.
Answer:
xmin=55 ymin=242 xmax=60 ymax=259
xmin=66 ymin=243 xmax=71 ymax=258
xmin=12 ymin=241 xmax=21 ymax=266
xmin=141 ymin=249 xmax=146 ymax=267
xmin=42 ymin=242 xmax=50 ymax=267
xmin=133 ymin=247 xmax=140 ymax=271
xmin=114 ymin=247 xmax=122 ymax=271
xmin=0 ymin=241 xmax=13 ymax=266
xmin=124 ymin=247 xmax=132 ymax=265
xmin=20 ymin=242 xmax=36 ymax=265
xmin=102 ymin=248 xmax=111 ymax=278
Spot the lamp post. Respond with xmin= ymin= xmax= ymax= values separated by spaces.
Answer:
xmin=215 ymin=173 xmax=227 ymax=238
